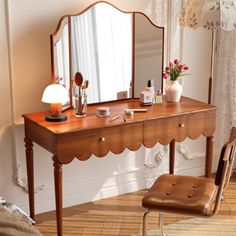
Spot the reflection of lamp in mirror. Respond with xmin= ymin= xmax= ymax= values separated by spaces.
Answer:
xmin=41 ymin=84 xmax=69 ymax=122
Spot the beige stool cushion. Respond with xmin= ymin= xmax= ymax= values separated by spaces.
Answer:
xmin=142 ymin=174 xmax=217 ymax=216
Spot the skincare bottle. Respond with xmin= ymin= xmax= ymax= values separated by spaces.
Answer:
xmin=140 ymin=90 xmax=152 ymax=106
xmin=155 ymin=89 xmax=163 ymax=104
xmin=146 ymin=79 xmax=155 ymax=103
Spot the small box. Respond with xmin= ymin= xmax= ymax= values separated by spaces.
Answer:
xmin=96 ymin=107 xmax=110 ymax=117
xmin=117 ymin=91 xmax=128 ymax=99
xmin=140 ymin=90 xmax=152 ymax=106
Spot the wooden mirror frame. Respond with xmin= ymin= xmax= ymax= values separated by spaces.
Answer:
xmin=50 ymin=1 xmax=164 ymax=108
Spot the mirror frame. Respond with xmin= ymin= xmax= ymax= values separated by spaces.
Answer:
xmin=50 ymin=1 xmax=164 ymax=108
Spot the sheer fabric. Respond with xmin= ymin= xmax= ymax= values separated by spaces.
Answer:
xmin=180 ymin=0 xmax=236 ymax=165
xmin=213 ymin=29 xmax=236 ymax=157
xmin=180 ymin=0 xmax=236 ymax=31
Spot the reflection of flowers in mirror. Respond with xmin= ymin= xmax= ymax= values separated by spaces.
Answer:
xmin=163 ymin=59 xmax=189 ymax=81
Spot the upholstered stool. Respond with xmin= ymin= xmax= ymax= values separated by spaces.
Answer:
xmin=142 ymin=127 xmax=236 ymax=236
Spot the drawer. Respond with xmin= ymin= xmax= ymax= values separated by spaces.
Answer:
xmin=56 ymin=122 xmax=143 ymax=163
xmin=144 ymin=110 xmax=215 ymax=147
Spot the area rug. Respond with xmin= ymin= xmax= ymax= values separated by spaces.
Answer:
xmin=134 ymin=218 xmax=236 ymax=236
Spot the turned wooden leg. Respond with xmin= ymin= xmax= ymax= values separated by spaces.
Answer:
xmin=169 ymin=140 xmax=175 ymax=174
xmin=24 ymin=137 xmax=35 ymax=221
xmin=53 ymin=155 xmax=63 ymax=236
xmin=205 ymin=136 xmax=213 ymax=178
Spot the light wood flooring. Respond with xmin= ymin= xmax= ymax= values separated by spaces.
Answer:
xmin=36 ymin=175 xmax=236 ymax=235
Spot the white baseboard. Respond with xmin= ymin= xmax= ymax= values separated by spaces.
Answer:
xmin=19 ymin=165 xmax=206 ymax=214
xmin=176 ymin=165 xmax=205 ymax=176
xmin=19 ymin=167 xmax=148 ymax=214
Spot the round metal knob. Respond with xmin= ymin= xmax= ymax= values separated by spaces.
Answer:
xmin=179 ymin=123 xmax=185 ymax=128
xmin=99 ymin=137 xmax=105 ymax=142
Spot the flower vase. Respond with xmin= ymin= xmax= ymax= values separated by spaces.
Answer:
xmin=166 ymin=80 xmax=183 ymax=102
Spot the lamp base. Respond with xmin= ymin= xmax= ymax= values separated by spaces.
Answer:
xmin=45 ymin=114 xmax=67 ymax=122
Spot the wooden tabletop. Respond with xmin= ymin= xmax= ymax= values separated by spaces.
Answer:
xmin=23 ymin=97 xmax=216 ymax=134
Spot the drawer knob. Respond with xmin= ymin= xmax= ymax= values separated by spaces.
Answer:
xmin=179 ymin=123 xmax=185 ymax=128
xmin=99 ymin=137 xmax=105 ymax=142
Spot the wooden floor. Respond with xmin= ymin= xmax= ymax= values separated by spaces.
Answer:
xmin=36 ymin=175 xmax=236 ymax=236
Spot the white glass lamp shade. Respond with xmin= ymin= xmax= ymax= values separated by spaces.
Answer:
xmin=41 ymin=84 xmax=69 ymax=104
xmin=41 ymin=84 xmax=69 ymax=122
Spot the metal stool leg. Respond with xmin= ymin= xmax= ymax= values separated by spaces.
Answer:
xmin=159 ymin=213 xmax=166 ymax=236
xmin=142 ymin=210 xmax=152 ymax=236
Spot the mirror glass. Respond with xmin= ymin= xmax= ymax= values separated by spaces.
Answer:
xmin=51 ymin=17 xmax=70 ymax=94
xmin=134 ymin=14 xmax=163 ymax=98
xmin=51 ymin=2 xmax=164 ymax=107
xmin=71 ymin=3 xmax=133 ymax=103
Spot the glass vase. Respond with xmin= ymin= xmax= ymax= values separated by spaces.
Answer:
xmin=74 ymin=93 xmax=87 ymax=117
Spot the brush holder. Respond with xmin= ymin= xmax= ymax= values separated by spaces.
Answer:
xmin=74 ymin=93 xmax=87 ymax=117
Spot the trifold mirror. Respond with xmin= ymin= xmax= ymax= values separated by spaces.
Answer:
xmin=51 ymin=1 xmax=164 ymax=108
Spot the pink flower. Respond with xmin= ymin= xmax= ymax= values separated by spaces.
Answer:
xmin=163 ymin=59 xmax=190 ymax=81
xmin=162 ymin=73 xmax=168 ymax=79
xmin=174 ymin=59 xmax=179 ymax=64
xmin=177 ymin=64 xmax=182 ymax=70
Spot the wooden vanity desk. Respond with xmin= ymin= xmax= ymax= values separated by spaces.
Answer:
xmin=23 ymin=96 xmax=216 ymax=236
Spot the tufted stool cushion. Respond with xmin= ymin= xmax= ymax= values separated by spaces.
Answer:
xmin=142 ymin=174 xmax=217 ymax=216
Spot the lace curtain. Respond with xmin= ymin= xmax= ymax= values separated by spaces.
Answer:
xmin=143 ymin=0 xmax=236 ymax=180
xmin=180 ymin=0 xmax=236 ymax=161
xmin=213 ymin=29 xmax=236 ymax=158
xmin=180 ymin=0 xmax=236 ymax=31
xmin=142 ymin=1 xmax=187 ymax=175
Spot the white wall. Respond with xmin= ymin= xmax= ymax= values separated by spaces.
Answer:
xmin=0 ymin=0 xmax=212 ymax=214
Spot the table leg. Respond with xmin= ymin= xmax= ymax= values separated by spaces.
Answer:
xmin=24 ymin=137 xmax=35 ymax=221
xmin=205 ymin=136 xmax=213 ymax=178
xmin=53 ymin=155 xmax=63 ymax=236
xmin=169 ymin=140 xmax=175 ymax=174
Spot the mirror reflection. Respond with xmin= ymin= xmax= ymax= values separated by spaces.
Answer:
xmin=71 ymin=3 xmax=133 ymax=103
xmin=51 ymin=2 xmax=164 ymax=107
xmin=52 ymin=17 xmax=70 ymax=93
xmin=134 ymin=14 xmax=163 ymax=98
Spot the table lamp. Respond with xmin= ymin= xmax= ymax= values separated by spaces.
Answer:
xmin=41 ymin=84 xmax=69 ymax=122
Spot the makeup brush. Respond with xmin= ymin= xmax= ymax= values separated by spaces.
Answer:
xmin=74 ymin=72 xmax=83 ymax=87
xmin=84 ymin=80 xmax=89 ymax=89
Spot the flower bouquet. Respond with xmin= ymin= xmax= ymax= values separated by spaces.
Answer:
xmin=163 ymin=59 xmax=190 ymax=102
xmin=163 ymin=59 xmax=189 ymax=81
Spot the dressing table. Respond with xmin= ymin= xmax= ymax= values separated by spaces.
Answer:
xmin=23 ymin=97 xmax=216 ymax=236
xmin=23 ymin=2 xmax=216 ymax=235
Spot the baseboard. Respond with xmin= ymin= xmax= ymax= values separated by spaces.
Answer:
xmin=176 ymin=165 xmax=205 ymax=176
xmin=19 ymin=164 xmax=206 ymax=214
xmin=19 ymin=167 xmax=148 ymax=214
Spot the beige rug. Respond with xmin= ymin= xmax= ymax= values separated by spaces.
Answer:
xmin=134 ymin=217 xmax=236 ymax=236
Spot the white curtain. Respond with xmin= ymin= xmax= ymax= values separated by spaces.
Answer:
xmin=71 ymin=3 xmax=132 ymax=103
xmin=142 ymin=1 xmax=186 ymax=176
xmin=180 ymin=0 xmax=236 ymax=31
xmin=71 ymin=10 xmax=100 ymax=103
xmin=180 ymin=0 xmax=236 ymax=156
xmin=95 ymin=4 xmax=132 ymax=101
xmin=213 ymin=29 xmax=236 ymax=159
xmin=179 ymin=0 xmax=236 ymax=166
xmin=142 ymin=0 xmax=236 ymax=182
